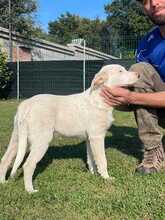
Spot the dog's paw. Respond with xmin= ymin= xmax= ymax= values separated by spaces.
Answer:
xmin=27 ymin=189 xmax=38 ymax=194
xmin=100 ymin=172 xmax=110 ymax=179
xmin=89 ymin=168 xmax=95 ymax=174
xmin=0 ymin=178 xmax=8 ymax=184
xmin=103 ymin=176 xmax=115 ymax=183
xmin=10 ymin=172 xmax=16 ymax=179
xmin=102 ymin=175 xmax=110 ymax=179
xmin=101 ymin=173 xmax=115 ymax=181
xmin=108 ymin=176 xmax=115 ymax=181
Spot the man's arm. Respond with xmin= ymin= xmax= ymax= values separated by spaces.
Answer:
xmin=129 ymin=91 xmax=165 ymax=107
xmin=101 ymin=86 xmax=165 ymax=108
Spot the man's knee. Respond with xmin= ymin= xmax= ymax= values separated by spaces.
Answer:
xmin=129 ymin=62 xmax=159 ymax=90
xmin=129 ymin=62 xmax=156 ymax=79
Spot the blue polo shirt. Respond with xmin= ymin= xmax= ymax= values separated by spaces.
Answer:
xmin=136 ymin=26 xmax=165 ymax=81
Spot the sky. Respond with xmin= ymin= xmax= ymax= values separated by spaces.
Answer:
xmin=36 ymin=0 xmax=111 ymax=32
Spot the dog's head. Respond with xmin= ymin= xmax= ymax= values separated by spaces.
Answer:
xmin=91 ymin=64 xmax=139 ymax=91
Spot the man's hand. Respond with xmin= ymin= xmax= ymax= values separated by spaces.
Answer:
xmin=100 ymin=85 xmax=132 ymax=107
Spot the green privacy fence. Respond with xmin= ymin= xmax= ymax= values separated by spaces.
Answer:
xmin=7 ymin=59 xmax=135 ymax=99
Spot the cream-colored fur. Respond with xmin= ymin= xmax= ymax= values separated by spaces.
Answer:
xmin=0 ymin=64 xmax=138 ymax=193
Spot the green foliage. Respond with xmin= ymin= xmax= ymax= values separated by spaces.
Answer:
xmin=47 ymin=2 xmax=155 ymax=57
xmin=103 ymin=0 xmax=154 ymax=57
xmin=48 ymin=12 xmax=106 ymax=51
xmin=31 ymin=26 xmax=50 ymax=40
xmin=104 ymin=0 xmax=153 ymax=36
xmin=0 ymin=0 xmax=38 ymax=37
xmin=48 ymin=12 xmax=80 ymax=44
xmin=0 ymin=48 xmax=13 ymax=99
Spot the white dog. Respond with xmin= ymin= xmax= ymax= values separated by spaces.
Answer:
xmin=0 ymin=64 xmax=139 ymax=193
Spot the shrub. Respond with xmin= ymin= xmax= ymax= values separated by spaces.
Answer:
xmin=0 ymin=48 xmax=13 ymax=99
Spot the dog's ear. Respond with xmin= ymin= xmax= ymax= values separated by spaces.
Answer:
xmin=90 ymin=71 xmax=108 ymax=92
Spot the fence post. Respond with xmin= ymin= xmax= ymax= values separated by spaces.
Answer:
xmin=16 ymin=45 xmax=20 ymax=101
xmin=8 ymin=0 xmax=13 ymax=62
xmin=83 ymin=39 xmax=86 ymax=91
xmin=72 ymin=38 xmax=86 ymax=91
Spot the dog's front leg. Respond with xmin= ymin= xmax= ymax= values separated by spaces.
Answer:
xmin=86 ymin=139 xmax=97 ymax=174
xmin=89 ymin=135 xmax=109 ymax=179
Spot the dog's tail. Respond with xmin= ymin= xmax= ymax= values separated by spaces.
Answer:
xmin=10 ymin=112 xmax=28 ymax=177
xmin=0 ymin=114 xmax=19 ymax=183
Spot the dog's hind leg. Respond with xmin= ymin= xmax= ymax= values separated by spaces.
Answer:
xmin=89 ymin=135 xmax=110 ymax=179
xmin=0 ymin=127 xmax=18 ymax=183
xmin=23 ymin=142 xmax=49 ymax=193
xmin=86 ymin=139 xmax=97 ymax=174
xmin=23 ymin=129 xmax=53 ymax=193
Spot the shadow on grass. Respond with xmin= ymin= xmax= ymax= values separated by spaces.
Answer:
xmin=107 ymin=124 xmax=142 ymax=158
xmin=33 ymin=124 xmax=142 ymax=179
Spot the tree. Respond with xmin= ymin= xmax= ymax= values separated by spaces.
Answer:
xmin=0 ymin=47 xmax=13 ymax=99
xmin=48 ymin=12 xmax=105 ymax=50
xmin=48 ymin=12 xmax=80 ymax=44
xmin=0 ymin=0 xmax=38 ymax=37
xmin=105 ymin=0 xmax=153 ymax=36
xmin=104 ymin=0 xmax=153 ymax=57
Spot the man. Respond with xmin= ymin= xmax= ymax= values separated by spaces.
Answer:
xmin=101 ymin=0 xmax=165 ymax=174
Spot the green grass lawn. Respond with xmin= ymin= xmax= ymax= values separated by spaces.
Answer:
xmin=0 ymin=100 xmax=164 ymax=220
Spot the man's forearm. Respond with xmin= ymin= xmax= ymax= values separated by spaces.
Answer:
xmin=129 ymin=91 xmax=165 ymax=108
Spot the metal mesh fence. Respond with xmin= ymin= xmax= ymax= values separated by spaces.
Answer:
xmin=84 ymin=33 xmax=143 ymax=59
